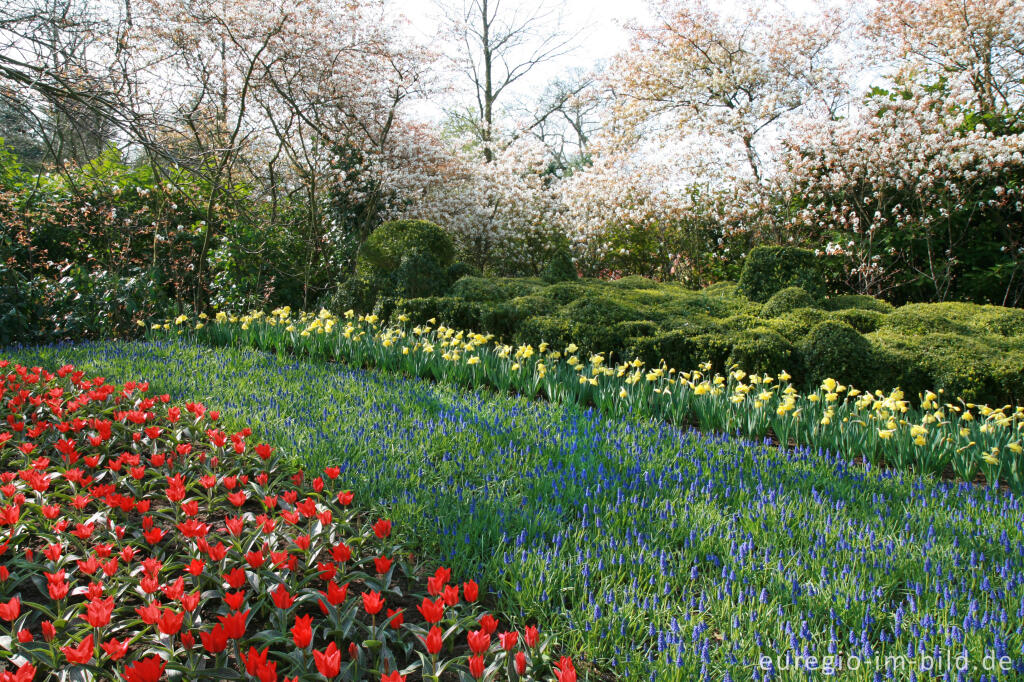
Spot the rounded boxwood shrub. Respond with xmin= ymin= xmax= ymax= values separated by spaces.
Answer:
xmin=633 ymin=330 xmax=732 ymax=373
xmin=391 ymin=252 xmax=447 ymax=299
xmin=392 ymin=296 xmax=445 ymax=324
xmin=880 ymin=304 xmax=975 ymax=337
xmin=481 ymin=295 xmax=558 ymax=339
xmin=830 ymin=308 xmax=884 ymax=334
xmin=824 ymin=293 xmax=894 ymax=313
xmin=727 ymin=328 xmax=799 ymax=379
xmin=800 ymin=320 xmax=872 ymax=387
xmin=761 ymin=286 xmax=818 ymax=318
xmin=612 ymin=275 xmax=661 ymax=290
xmin=445 ymin=261 xmax=481 ymax=285
xmin=514 ymin=314 xmax=573 ymax=350
xmin=738 ymin=246 xmax=825 ymax=302
xmin=542 ymin=282 xmax=588 ymax=304
xmin=356 ymin=219 xmax=455 ymax=279
xmin=541 ymin=249 xmax=578 ymax=283
xmin=765 ymin=308 xmax=830 ymax=342
xmin=561 ymin=295 xmax=641 ymax=354
xmin=450 ymin=276 xmax=509 ymax=302
xmin=323 ymin=273 xmax=385 ymax=314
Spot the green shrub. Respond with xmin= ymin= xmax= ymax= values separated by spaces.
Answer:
xmin=824 ymin=294 xmax=894 ymax=313
xmin=480 ymin=295 xmax=557 ymax=339
xmin=541 ymin=282 xmax=588 ymax=304
xmin=325 ymin=274 xmax=385 ymax=314
xmin=830 ymin=309 xmax=884 ymax=334
xmin=450 ymin=276 xmax=509 ymax=302
xmin=393 ymin=297 xmax=446 ymax=324
xmin=881 ymin=302 xmax=1024 ymax=338
xmin=393 ymin=297 xmax=483 ymax=331
xmin=800 ymin=321 xmax=872 ymax=387
xmin=868 ymin=331 xmax=1024 ymax=405
xmin=613 ymin=320 xmax=661 ymax=353
xmin=727 ymin=328 xmax=799 ymax=378
xmin=738 ymin=246 xmax=825 ymax=302
xmin=356 ymin=220 xmax=455 ymax=279
xmin=0 ymin=265 xmax=37 ymax=345
xmin=764 ymin=308 xmax=830 ymax=342
xmin=702 ymin=280 xmax=739 ymax=295
xmin=446 ymin=262 xmax=481 ymax=285
xmin=541 ymin=250 xmax=578 ymax=284
xmin=612 ymin=275 xmax=662 ymax=290
xmin=632 ymin=330 xmax=732 ymax=372
xmin=514 ymin=314 xmax=573 ymax=351
xmin=391 ymin=252 xmax=446 ymax=299
xmin=761 ymin=286 xmax=819 ymax=318
xmin=560 ymin=296 xmax=641 ymax=355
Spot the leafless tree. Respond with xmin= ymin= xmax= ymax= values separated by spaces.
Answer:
xmin=436 ymin=0 xmax=579 ymax=161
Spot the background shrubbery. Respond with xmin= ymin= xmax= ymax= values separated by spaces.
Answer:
xmin=379 ymin=259 xmax=1024 ymax=405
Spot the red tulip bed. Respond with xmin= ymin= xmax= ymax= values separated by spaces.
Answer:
xmin=0 ymin=361 xmax=577 ymax=682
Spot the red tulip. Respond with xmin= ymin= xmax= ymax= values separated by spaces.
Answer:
xmin=553 ymin=657 xmax=576 ymax=682
xmin=373 ymin=556 xmax=393 ymax=574
xmin=467 ymin=629 xmax=490 ymax=655
xmin=515 ymin=651 xmax=527 ymax=674
xmin=62 ymin=633 xmax=94 ymax=664
xmin=373 ymin=518 xmax=391 ymax=538
xmin=463 ymin=580 xmax=479 ymax=602
xmin=82 ymin=596 xmax=114 ymax=627
xmin=223 ymin=567 xmax=247 ymax=589
xmin=386 ymin=608 xmax=404 ymax=629
xmin=361 ymin=590 xmax=384 ymax=615
xmin=417 ymin=597 xmax=444 ymax=624
xmin=313 ymin=641 xmax=341 ymax=679
xmin=423 ymin=626 xmax=443 ymax=654
xmin=291 ymin=614 xmax=313 ymax=648
xmin=241 ymin=646 xmax=269 ymax=676
xmin=272 ymin=583 xmax=295 ymax=609
xmin=218 ymin=609 xmax=249 ymax=639
xmin=381 ymin=672 xmax=406 ymax=682
xmin=123 ymin=654 xmax=167 ymax=682
xmin=0 ymin=597 xmax=19 ymax=621
xmin=200 ymin=624 xmax=228 ymax=653
xmin=442 ymin=584 xmax=459 ymax=606
xmin=478 ymin=614 xmax=498 ymax=635
xmin=498 ymin=631 xmax=518 ymax=651
xmin=524 ymin=625 xmax=540 ymax=648
xmin=157 ymin=608 xmax=184 ymax=635
xmin=101 ymin=637 xmax=130 ymax=661
xmin=468 ymin=654 xmax=485 ymax=679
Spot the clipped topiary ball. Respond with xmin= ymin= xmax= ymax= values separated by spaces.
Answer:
xmin=541 ymin=250 xmax=578 ymax=284
xmin=761 ymin=286 xmax=818 ymax=318
xmin=738 ymin=246 xmax=825 ymax=302
xmin=800 ymin=320 xmax=872 ymax=388
xmin=357 ymin=220 xmax=455 ymax=280
xmin=727 ymin=328 xmax=798 ymax=377
xmin=391 ymin=252 xmax=447 ymax=299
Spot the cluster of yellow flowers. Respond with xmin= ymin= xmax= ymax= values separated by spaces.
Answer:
xmin=153 ymin=309 xmax=1024 ymax=475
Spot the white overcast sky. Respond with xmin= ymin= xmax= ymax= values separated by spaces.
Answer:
xmin=395 ymin=0 xmax=830 ymax=121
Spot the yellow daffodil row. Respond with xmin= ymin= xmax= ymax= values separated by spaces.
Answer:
xmin=150 ymin=307 xmax=1024 ymax=492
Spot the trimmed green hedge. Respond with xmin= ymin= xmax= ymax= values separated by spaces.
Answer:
xmin=738 ymin=246 xmax=825 ymax=302
xmin=390 ymin=275 xmax=1024 ymax=405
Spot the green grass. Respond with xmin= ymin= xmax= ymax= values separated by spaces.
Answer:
xmin=7 ymin=339 xmax=1024 ymax=681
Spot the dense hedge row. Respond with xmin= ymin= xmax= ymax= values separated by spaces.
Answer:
xmin=383 ymin=276 xmax=1024 ymax=406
